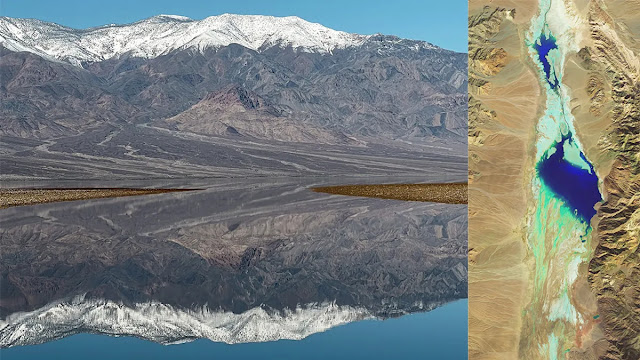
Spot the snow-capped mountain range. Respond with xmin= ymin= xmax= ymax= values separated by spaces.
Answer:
xmin=0 ymin=13 xmax=466 ymax=177
xmin=0 ymin=14 xmax=379 ymax=66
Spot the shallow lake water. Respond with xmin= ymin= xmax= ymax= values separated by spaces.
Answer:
xmin=537 ymin=134 xmax=601 ymax=222
xmin=0 ymin=176 xmax=468 ymax=358
xmin=523 ymin=6 xmax=604 ymax=357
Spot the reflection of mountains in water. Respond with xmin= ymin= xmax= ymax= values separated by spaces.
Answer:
xmin=1 ymin=297 xmax=375 ymax=346
xmin=0 ymin=178 xmax=468 ymax=347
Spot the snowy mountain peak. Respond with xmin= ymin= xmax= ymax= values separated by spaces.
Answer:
xmin=0 ymin=14 xmax=370 ymax=66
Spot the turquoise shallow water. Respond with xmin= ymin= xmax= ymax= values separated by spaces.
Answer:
xmin=532 ymin=28 xmax=601 ymax=225
xmin=525 ymin=3 xmax=603 ymax=356
xmin=0 ymin=300 xmax=468 ymax=360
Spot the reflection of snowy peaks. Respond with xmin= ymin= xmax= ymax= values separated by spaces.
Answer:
xmin=0 ymin=295 xmax=373 ymax=347
xmin=0 ymin=14 xmax=369 ymax=66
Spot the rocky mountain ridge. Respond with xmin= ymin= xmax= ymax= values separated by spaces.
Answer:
xmin=0 ymin=14 xmax=467 ymax=179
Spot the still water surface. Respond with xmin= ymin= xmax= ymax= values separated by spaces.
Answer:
xmin=0 ymin=176 xmax=467 ymax=359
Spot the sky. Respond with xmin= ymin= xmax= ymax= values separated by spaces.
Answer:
xmin=0 ymin=0 xmax=468 ymax=52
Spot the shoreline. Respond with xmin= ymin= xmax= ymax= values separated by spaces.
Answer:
xmin=0 ymin=188 xmax=195 ymax=209
xmin=312 ymin=183 xmax=467 ymax=204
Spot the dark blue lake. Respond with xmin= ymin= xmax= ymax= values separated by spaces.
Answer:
xmin=534 ymin=32 xmax=559 ymax=89
xmin=537 ymin=135 xmax=601 ymax=222
xmin=0 ymin=300 xmax=468 ymax=360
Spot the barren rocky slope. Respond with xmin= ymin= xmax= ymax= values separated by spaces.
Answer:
xmin=585 ymin=2 xmax=640 ymax=359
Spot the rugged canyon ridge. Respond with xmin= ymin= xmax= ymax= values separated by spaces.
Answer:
xmin=0 ymin=14 xmax=467 ymax=180
xmin=469 ymin=1 xmax=639 ymax=359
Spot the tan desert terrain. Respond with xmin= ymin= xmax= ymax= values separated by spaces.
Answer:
xmin=468 ymin=5 xmax=539 ymax=359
